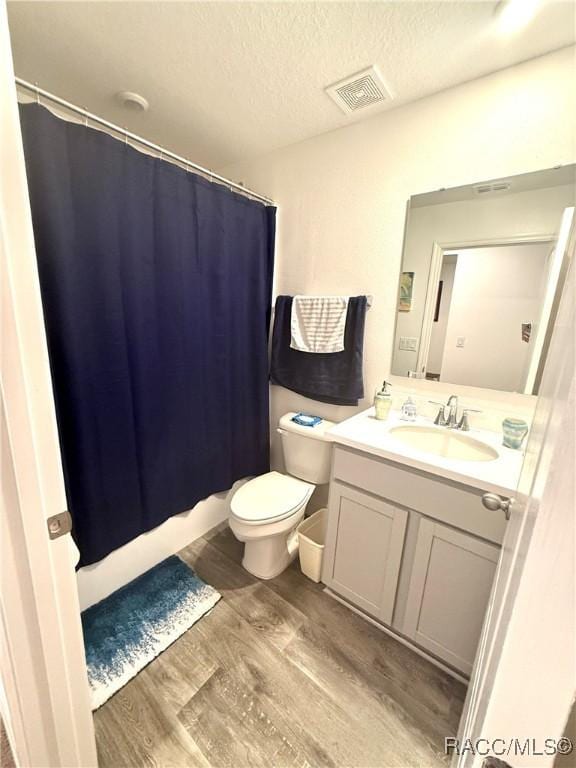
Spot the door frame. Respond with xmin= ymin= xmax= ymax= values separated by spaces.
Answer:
xmin=0 ymin=4 xmax=97 ymax=765
xmin=417 ymin=233 xmax=557 ymax=390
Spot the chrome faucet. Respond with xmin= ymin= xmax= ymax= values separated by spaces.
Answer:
xmin=429 ymin=395 xmax=481 ymax=431
xmin=446 ymin=395 xmax=459 ymax=428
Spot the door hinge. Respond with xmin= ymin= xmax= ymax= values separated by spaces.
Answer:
xmin=47 ymin=510 xmax=72 ymax=540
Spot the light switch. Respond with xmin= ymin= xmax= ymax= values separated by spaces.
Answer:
xmin=399 ymin=336 xmax=418 ymax=351
xmin=456 ymin=336 xmax=466 ymax=348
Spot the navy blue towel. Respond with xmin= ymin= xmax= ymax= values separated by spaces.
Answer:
xmin=270 ymin=295 xmax=367 ymax=406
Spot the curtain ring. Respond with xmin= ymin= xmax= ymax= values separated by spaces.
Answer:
xmin=34 ymin=82 xmax=40 ymax=105
xmin=83 ymin=108 xmax=88 ymax=128
xmin=124 ymin=128 xmax=128 ymax=146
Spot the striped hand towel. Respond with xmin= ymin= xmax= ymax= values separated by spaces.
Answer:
xmin=290 ymin=296 xmax=350 ymax=353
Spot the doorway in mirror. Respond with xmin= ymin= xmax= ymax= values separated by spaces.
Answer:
xmin=426 ymin=241 xmax=552 ymax=392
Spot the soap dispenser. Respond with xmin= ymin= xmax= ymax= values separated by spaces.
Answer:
xmin=374 ymin=381 xmax=392 ymax=421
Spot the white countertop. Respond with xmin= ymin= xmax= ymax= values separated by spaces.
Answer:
xmin=327 ymin=408 xmax=524 ymax=496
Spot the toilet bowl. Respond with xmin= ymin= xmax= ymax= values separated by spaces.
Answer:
xmin=229 ymin=412 xmax=335 ymax=579
xmin=229 ymin=471 xmax=314 ymax=579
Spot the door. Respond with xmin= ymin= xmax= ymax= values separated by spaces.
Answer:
xmin=456 ymin=208 xmax=575 ymax=767
xmin=323 ymin=482 xmax=407 ymax=624
xmin=403 ymin=519 xmax=499 ymax=676
xmin=0 ymin=7 xmax=97 ymax=766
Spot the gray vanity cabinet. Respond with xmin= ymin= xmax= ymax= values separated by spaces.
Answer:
xmin=323 ymin=445 xmax=505 ymax=677
xmin=403 ymin=518 xmax=500 ymax=676
xmin=322 ymin=482 xmax=408 ymax=625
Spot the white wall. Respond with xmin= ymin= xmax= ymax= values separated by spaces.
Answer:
xmin=440 ymin=243 xmax=550 ymax=392
xmin=222 ymin=48 xmax=576 ymax=474
xmin=392 ymin=183 xmax=574 ymax=377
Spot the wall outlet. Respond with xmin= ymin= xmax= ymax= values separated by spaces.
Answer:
xmin=456 ymin=336 xmax=466 ymax=348
xmin=399 ymin=336 xmax=418 ymax=351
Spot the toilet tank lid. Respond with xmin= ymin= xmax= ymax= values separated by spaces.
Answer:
xmin=279 ymin=412 xmax=336 ymax=441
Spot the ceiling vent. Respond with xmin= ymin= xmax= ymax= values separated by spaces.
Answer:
xmin=326 ymin=66 xmax=393 ymax=115
xmin=473 ymin=181 xmax=511 ymax=195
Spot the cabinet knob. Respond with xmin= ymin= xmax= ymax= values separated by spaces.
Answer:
xmin=482 ymin=493 xmax=513 ymax=521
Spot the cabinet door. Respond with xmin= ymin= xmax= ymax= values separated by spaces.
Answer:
xmin=404 ymin=519 xmax=499 ymax=675
xmin=323 ymin=482 xmax=407 ymax=625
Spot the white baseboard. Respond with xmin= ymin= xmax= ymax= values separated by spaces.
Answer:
xmin=77 ymin=479 xmax=247 ymax=610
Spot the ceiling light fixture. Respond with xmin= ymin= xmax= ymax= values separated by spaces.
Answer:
xmin=116 ymin=91 xmax=149 ymax=112
xmin=495 ymin=0 xmax=542 ymax=35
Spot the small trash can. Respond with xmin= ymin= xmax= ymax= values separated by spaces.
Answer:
xmin=297 ymin=507 xmax=327 ymax=582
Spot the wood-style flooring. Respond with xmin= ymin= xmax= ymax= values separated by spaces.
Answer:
xmin=94 ymin=523 xmax=466 ymax=768
xmin=1 ymin=719 xmax=16 ymax=768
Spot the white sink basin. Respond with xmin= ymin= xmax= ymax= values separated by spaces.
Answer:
xmin=389 ymin=425 xmax=499 ymax=462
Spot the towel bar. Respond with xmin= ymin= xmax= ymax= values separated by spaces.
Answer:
xmin=270 ymin=295 xmax=373 ymax=317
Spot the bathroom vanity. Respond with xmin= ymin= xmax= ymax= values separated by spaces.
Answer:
xmin=322 ymin=409 xmax=523 ymax=678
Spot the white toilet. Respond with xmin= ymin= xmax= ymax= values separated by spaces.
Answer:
xmin=229 ymin=412 xmax=335 ymax=579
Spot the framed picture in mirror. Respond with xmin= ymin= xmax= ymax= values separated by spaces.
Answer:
xmin=398 ymin=271 xmax=414 ymax=312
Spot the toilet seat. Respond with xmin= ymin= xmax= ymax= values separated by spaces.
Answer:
xmin=230 ymin=471 xmax=314 ymax=525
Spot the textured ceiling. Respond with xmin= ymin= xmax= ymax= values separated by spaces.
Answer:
xmin=7 ymin=1 xmax=576 ymax=169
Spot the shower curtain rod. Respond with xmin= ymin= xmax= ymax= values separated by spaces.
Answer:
xmin=15 ymin=78 xmax=276 ymax=206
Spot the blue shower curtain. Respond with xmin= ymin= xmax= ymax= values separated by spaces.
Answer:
xmin=19 ymin=104 xmax=275 ymax=567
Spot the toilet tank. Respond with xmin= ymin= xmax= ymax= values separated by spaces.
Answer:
xmin=278 ymin=412 xmax=336 ymax=484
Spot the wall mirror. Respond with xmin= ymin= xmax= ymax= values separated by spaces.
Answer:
xmin=391 ymin=165 xmax=575 ymax=394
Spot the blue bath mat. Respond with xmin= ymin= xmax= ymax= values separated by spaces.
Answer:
xmin=81 ymin=555 xmax=221 ymax=710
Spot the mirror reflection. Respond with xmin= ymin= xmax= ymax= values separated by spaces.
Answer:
xmin=391 ymin=166 xmax=575 ymax=394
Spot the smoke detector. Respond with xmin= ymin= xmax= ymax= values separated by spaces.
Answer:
xmin=326 ymin=66 xmax=393 ymax=115
xmin=473 ymin=181 xmax=512 ymax=195
xmin=116 ymin=91 xmax=149 ymax=112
